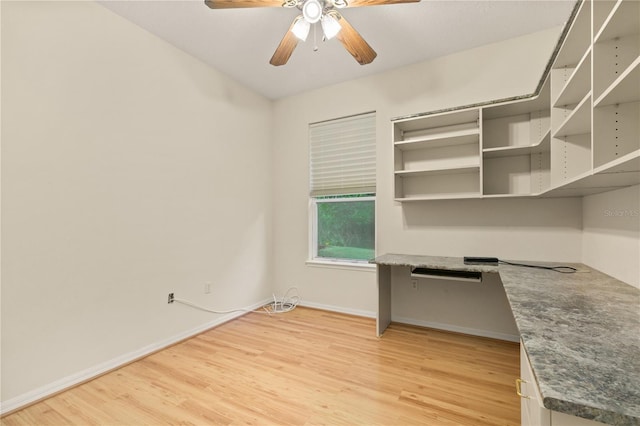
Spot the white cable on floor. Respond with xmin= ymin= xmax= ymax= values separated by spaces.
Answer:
xmin=172 ymin=287 xmax=300 ymax=316
xmin=266 ymin=287 xmax=300 ymax=313
xmin=173 ymin=297 xmax=272 ymax=315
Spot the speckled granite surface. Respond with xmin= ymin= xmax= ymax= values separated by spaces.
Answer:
xmin=372 ymin=254 xmax=640 ymax=426
xmin=370 ymin=253 xmax=500 ymax=273
xmin=499 ymin=262 xmax=640 ymax=426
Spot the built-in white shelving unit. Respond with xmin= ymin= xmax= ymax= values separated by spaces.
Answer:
xmin=550 ymin=0 xmax=593 ymax=188
xmin=392 ymin=0 xmax=639 ymax=202
xmin=591 ymin=0 xmax=640 ymax=182
xmin=393 ymin=109 xmax=481 ymax=201
xmin=482 ymin=78 xmax=552 ymax=197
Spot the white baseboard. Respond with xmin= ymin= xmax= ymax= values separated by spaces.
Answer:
xmin=297 ymin=303 xmax=518 ymax=342
xmin=298 ymin=301 xmax=376 ymax=319
xmin=392 ymin=315 xmax=520 ymax=342
xmin=0 ymin=298 xmax=272 ymax=416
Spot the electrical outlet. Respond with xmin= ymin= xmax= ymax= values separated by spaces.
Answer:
xmin=204 ymin=282 xmax=211 ymax=294
xmin=168 ymin=293 xmax=174 ymax=304
xmin=411 ymin=279 xmax=418 ymax=290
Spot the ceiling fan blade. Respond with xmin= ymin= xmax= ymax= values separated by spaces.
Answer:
xmin=336 ymin=0 xmax=419 ymax=7
xmin=204 ymin=0 xmax=288 ymax=9
xmin=333 ymin=12 xmax=377 ymax=65
xmin=270 ymin=17 xmax=301 ymax=66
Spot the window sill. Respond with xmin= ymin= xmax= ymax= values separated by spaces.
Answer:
xmin=306 ymin=259 xmax=377 ymax=272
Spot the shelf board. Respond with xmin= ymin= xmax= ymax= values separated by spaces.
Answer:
xmin=543 ymin=170 xmax=594 ymax=197
xmin=594 ymin=149 xmax=640 ymax=174
xmin=482 ymin=192 xmax=545 ymax=199
xmin=553 ymin=48 xmax=591 ymax=108
xmin=395 ymin=164 xmax=480 ymax=177
xmin=594 ymin=0 xmax=640 ymax=43
xmin=542 ymin=185 xmax=622 ymax=198
xmin=483 ymin=129 xmax=551 ymax=158
xmin=395 ymin=128 xmax=480 ymax=151
xmin=394 ymin=109 xmax=480 ymax=133
xmin=544 ymin=172 xmax=640 ymax=198
xmin=395 ymin=193 xmax=482 ymax=202
xmin=553 ymin=93 xmax=592 ymax=138
xmin=594 ymin=57 xmax=640 ymax=107
xmin=542 ymin=152 xmax=640 ymax=197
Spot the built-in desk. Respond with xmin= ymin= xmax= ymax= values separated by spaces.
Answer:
xmin=372 ymin=253 xmax=499 ymax=336
xmin=371 ymin=253 xmax=640 ymax=426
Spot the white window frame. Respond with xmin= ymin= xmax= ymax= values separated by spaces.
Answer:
xmin=307 ymin=111 xmax=376 ymax=270
xmin=308 ymin=194 xmax=376 ymax=269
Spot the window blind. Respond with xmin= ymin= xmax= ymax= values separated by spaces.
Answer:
xmin=309 ymin=112 xmax=376 ymax=197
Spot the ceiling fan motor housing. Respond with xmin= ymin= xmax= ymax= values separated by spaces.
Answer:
xmin=302 ymin=0 xmax=323 ymax=23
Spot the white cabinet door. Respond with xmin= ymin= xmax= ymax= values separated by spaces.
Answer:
xmin=519 ymin=343 xmax=551 ymax=426
xmin=520 ymin=343 xmax=604 ymax=426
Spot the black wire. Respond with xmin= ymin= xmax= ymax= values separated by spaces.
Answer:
xmin=498 ymin=260 xmax=577 ymax=274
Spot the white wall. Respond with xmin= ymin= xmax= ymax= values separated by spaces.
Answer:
xmin=582 ymin=185 xmax=640 ymax=288
xmin=1 ymin=1 xmax=272 ymax=407
xmin=272 ymin=27 xmax=584 ymax=338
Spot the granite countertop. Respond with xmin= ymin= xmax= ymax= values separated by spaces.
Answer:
xmin=371 ymin=254 xmax=640 ymax=426
xmin=499 ymin=262 xmax=640 ymax=426
xmin=371 ymin=253 xmax=500 ymax=273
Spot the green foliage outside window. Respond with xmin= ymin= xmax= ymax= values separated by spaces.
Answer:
xmin=316 ymin=196 xmax=375 ymax=261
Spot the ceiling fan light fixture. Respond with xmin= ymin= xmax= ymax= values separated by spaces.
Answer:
xmin=291 ymin=16 xmax=311 ymax=41
xmin=321 ymin=13 xmax=341 ymax=40
xmin=302 ymin=0 xmax=323 ymax=23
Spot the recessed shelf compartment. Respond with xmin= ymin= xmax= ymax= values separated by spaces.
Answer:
xmin=587 ymin=149 xmax=640 ymax=193
xmin=393 ymin=108 xmax=481 ymax=201
xmin=551 ymin=132 xmax=592 ymax=187
xmin=396 ymin=141 xmax=480 ymax=172
xmin=544 ymin=157 xmax=640 ymax=197
xmin=553 ymin=93 xmax=591 ymax=138
xmin=594 ymin=56 xmax=640 ymax=107
xmin=553 ymin=48 xmax=591 ymax=108
xmin=593 ymin=0 xmax=618 ymax=39
xmin=482 ymin=108 xmax=551 ymax=196
xmin=593 ymin=101 xmax=640 ymax=169
xmin=395 ymin=170 xmax=481 ymax=200
xmin=594 ymin=0 xmax=640 ymax=43
xmin=483 ymin=129 xmax=550 ymax=158
xmin=593 ymin=34 xmax=640 ymax=101
xmin=393 ymin=109 xmax=480 ymax=142
xmin=483 ymin=153 xmax=550 ymax=196
xmin=554 ymin=0 xmax=591 ymax=68
xmin=394 ymin=128 xmax=479 ymax=150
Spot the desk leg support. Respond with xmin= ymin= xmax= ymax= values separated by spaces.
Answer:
xmin=377 ymin=264 xmax=392 ymax=337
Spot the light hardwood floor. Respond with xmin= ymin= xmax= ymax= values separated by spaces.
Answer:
xmin=2 ymin=307 xmax=520 ymax=425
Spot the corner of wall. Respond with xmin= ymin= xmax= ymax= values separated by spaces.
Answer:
xmin=582 ymin=185 xmax=640 ymax=288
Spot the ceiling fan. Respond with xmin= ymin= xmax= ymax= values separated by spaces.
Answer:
xmin=204 ymin=0 xmax=420 ymax=66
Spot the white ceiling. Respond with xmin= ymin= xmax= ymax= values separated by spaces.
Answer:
xmin=98 ymin=0 xmax=576 ymax=100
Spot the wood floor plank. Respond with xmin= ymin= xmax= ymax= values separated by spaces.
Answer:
xmin=1 ymin=307 xmax=520 ymax=425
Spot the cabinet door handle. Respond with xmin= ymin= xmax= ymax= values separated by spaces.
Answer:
xmin=515 ymin=378 xmax=530 ymax=399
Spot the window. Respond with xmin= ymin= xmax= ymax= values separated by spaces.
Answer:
xmin=311 ymin=195 xmax=375 ymax=262
xmin=309 ymin=112 xmax=376 ymax=264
